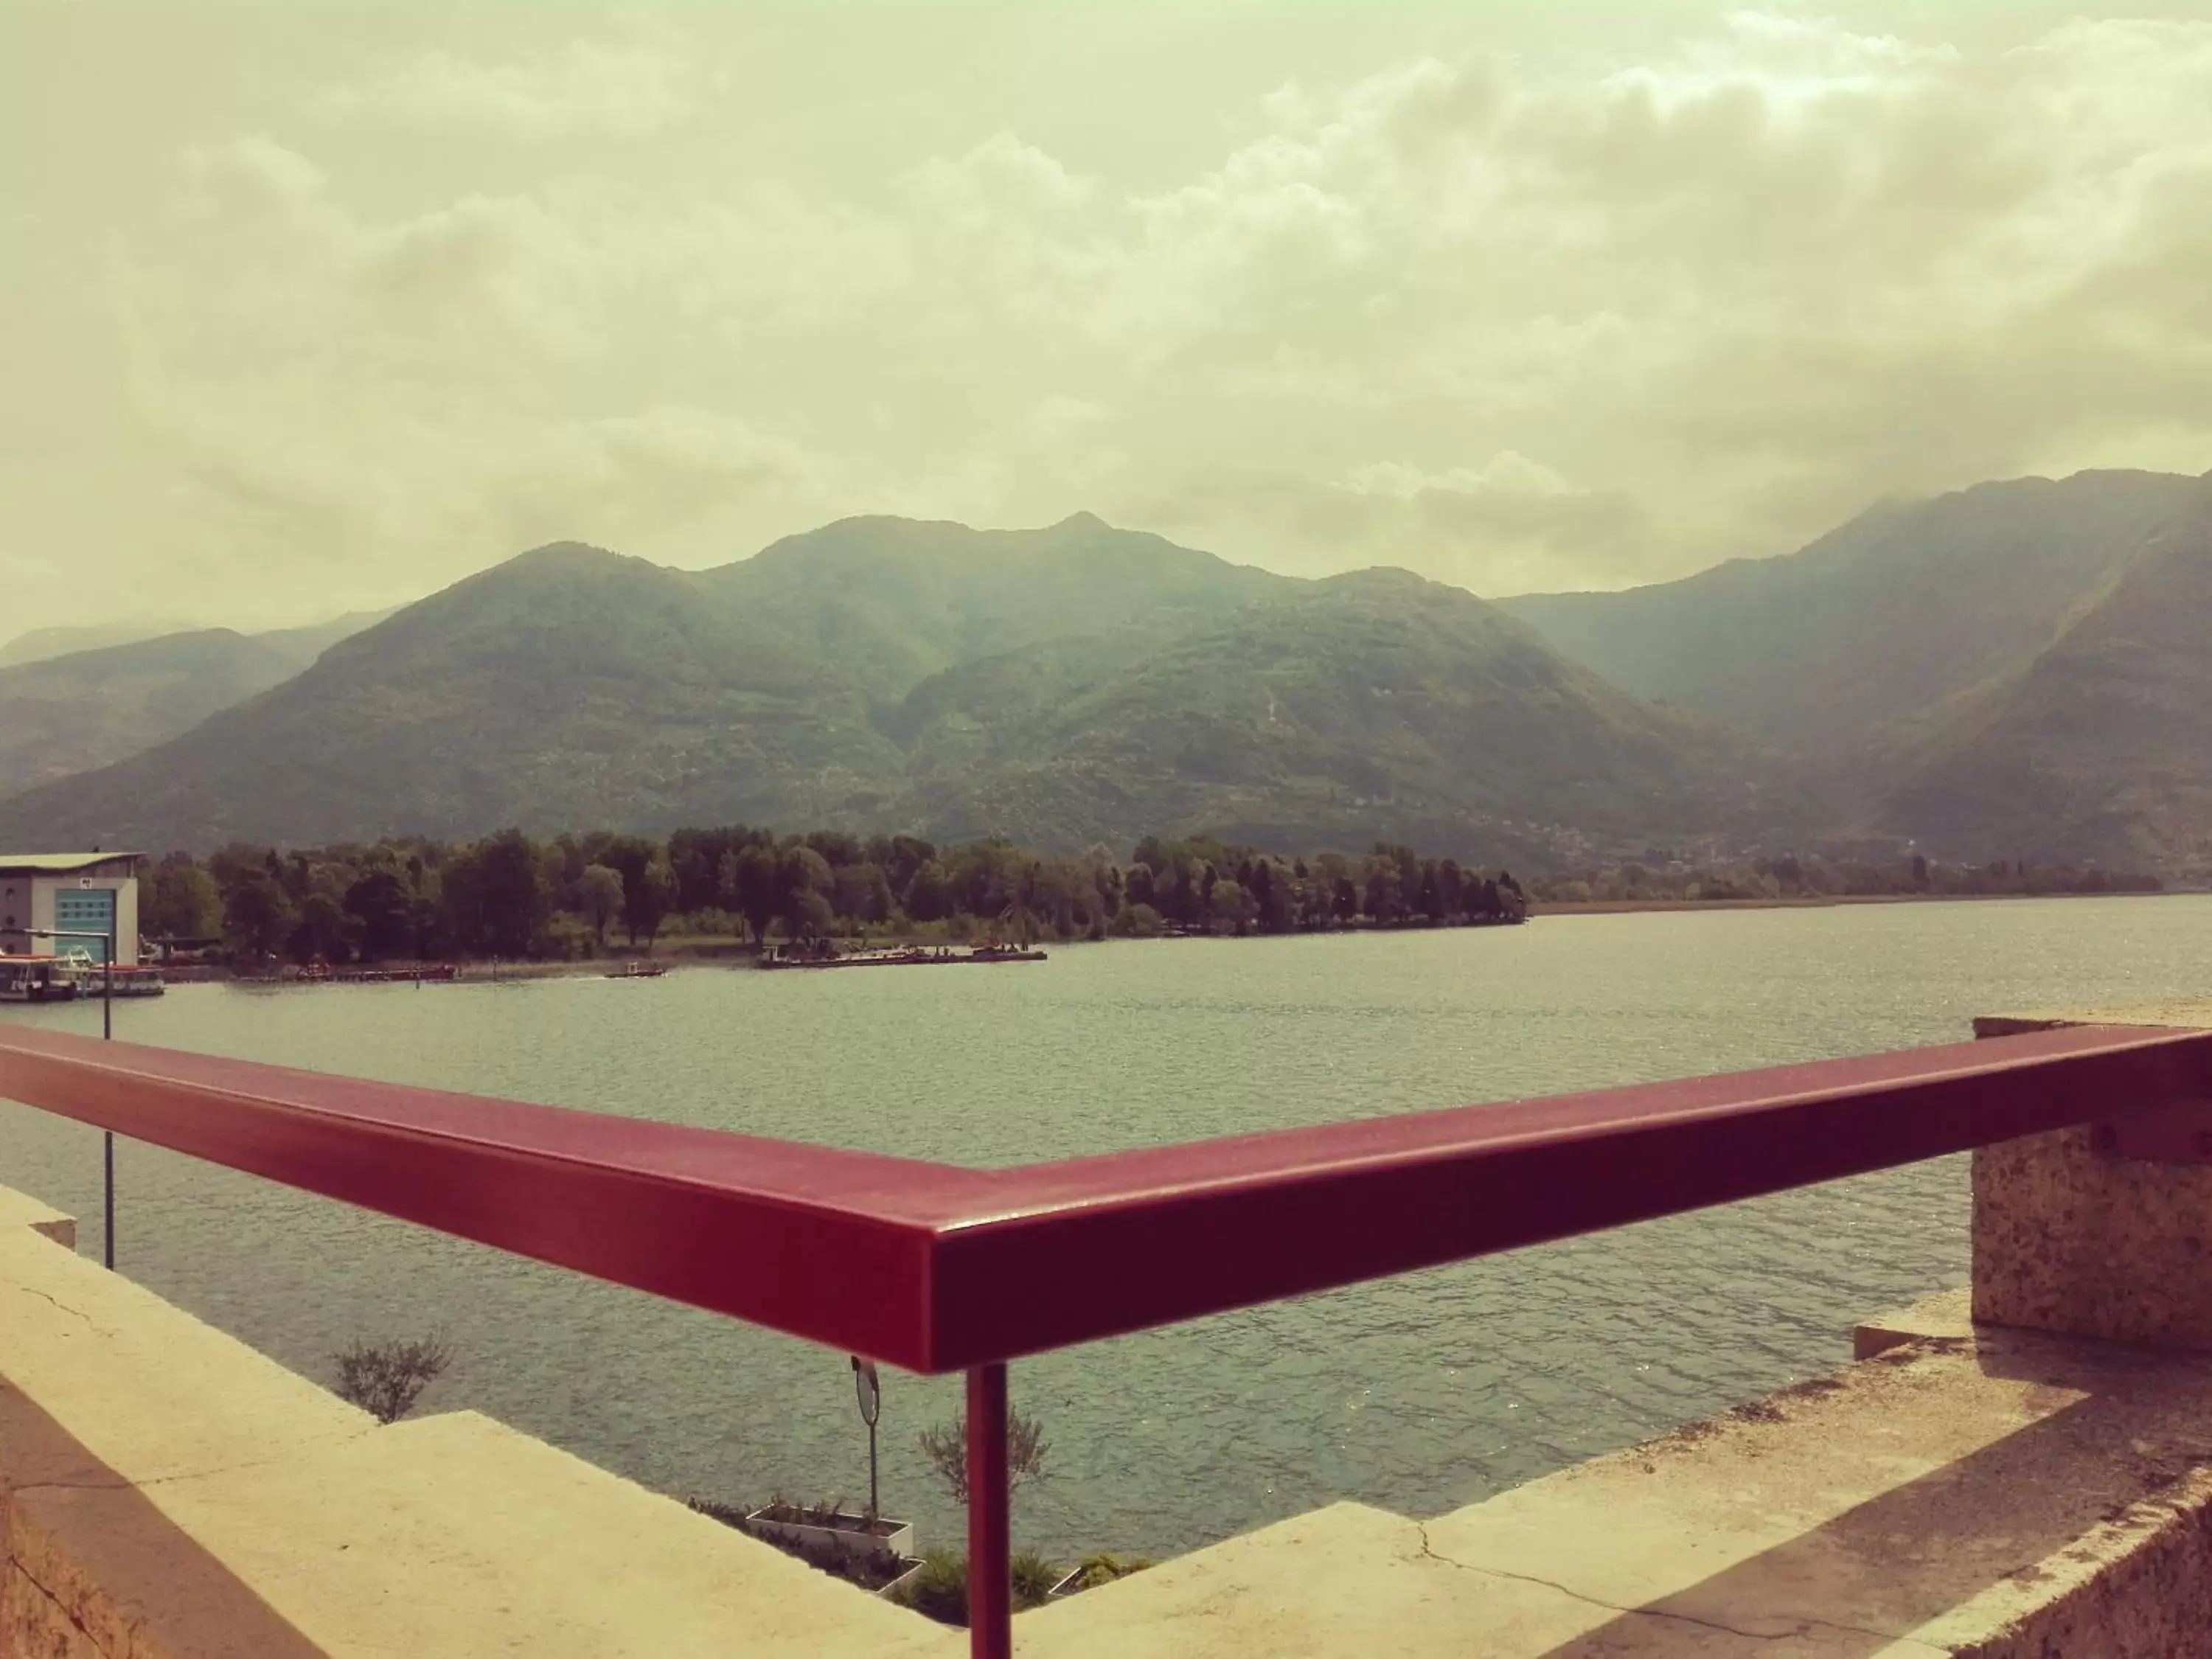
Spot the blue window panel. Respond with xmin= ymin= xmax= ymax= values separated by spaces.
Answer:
xmin=54 ymin=888 xmax=117 ymax=963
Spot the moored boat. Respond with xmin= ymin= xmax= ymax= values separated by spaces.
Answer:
xmin=0 ymin=954 xmax=80 ymax=1002
xmin=757 ymin=942 xmax=1048 ymax=970
xmin=333 ymin=963 xmax=462 ymax=984
xmin=52 ymin=948 xmax=166 ymax=998
xmin=105 ymin=965 xmax=167 ymax=997
xmin=605 ymin=960 xmax=667 ymax=979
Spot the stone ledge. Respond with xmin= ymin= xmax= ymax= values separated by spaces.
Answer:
xmin=0 ymin=1194 xmax=948 ymax=1658
xmin=10 ymin=1162 xmax=2212 ymax=1658
xmin=988 ymin=1321 xmax=2212 ymax=1657
xmin=1854 ymin=1287 xmax=1977 ymax=1360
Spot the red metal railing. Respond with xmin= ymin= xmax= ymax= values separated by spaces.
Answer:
xmin=4 ymin=1020 xmax=2210 ymax=1658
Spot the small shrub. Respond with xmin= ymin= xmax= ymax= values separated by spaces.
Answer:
xmin=895 ymin=1549 xmax=972 ymax=1626
xmin=1011 ymin=1551 xmax=1062 ymax=1604
xmin=917 ymin=1406 xmax=1050 ymax=1506
xmin=532 ymin=912 xmax=592 ymax=960
xmin=893 ymin=1548 xmax=1062 ymax=1627
xmin=686 ymin=1497 xmax=749 ymax=1528
xmin=332 ymin=1337 xmax=450 ymax=1424
xmin=1075 ymin=1551 xmax=1156 ymax=1590
xmin=1116 ymin=902 xmax=1163 ymax=938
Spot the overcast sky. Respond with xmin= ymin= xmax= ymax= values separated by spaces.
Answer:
xmin=4 ymin=3 xmax=2210 ymax=633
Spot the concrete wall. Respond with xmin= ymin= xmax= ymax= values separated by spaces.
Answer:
xmin=0 ymin=874 xmax=27 ymax=956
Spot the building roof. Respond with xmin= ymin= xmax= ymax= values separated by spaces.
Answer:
xmin=0 ymin=852 xmax=144 ymax=874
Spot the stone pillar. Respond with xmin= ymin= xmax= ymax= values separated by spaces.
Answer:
xmin=1972 ymin=998 xmax=2212 ymax=1350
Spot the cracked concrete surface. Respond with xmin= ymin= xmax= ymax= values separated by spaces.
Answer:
xmin=1408 ymin=1520 xmax=1941 ymax=1652
xmin=6 ymin=1551 xmax=108 ymax=1659
xmin=10 ymin=1432 xmax=388 ymax=1500
xmin=11 ymin=1282 xmax=96 ymax=1326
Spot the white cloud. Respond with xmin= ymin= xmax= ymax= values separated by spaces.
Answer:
xmin=905 ymin=131 xmax=1096 ymax=218
xmin=320 ymin=41 xmax=699 ymax=138
xmin=10 ymin=8 xmax=2212 ymax=631
xmin=179 ymin=136 xmax=329 ymax=207
xmin=1339 ymin=453 xmax=1576 ymax=501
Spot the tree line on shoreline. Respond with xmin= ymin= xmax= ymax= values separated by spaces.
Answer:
xmin=138 ymin=828 xmax=1530 ymax=965
xmin=136 ymin=827 xmax=2159 ymax=967
xmin=1528 ymin=851 xmax=2163 ymax=905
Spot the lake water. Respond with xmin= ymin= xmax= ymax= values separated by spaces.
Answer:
xmin=3 ymin=897 xmax=2208 ymax=1562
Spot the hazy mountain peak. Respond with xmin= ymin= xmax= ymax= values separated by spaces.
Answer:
xmin=1879 ymin=493 xmax=2212 ymax=863
xmin=1499 ymin=467 xmax=2207 ymax=751
xmin=1318 ymin=565 xmax=1444 ymax=593
xmin=500 ymin=540 xmax=636 ymax=571
xmin=0 ymin=620 xmax=198 ymax=669
xmin=5 ymin=475 xmax=2208 ymax=869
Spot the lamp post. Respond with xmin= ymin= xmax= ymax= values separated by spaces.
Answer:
xmin=851 ymin=1355 xmax=882 ymax=1520
xmin=31 ymin=924 xmax=116 ymax=1268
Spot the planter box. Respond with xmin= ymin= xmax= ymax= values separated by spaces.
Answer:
xmin=742 ymin=1509 xmax=914 ymax=1570
xmin=877 ymin=1557 xmax=927 ymax=1600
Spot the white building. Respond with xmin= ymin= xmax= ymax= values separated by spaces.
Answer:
xmin=0 ymin=852 xmax=142 ymax=965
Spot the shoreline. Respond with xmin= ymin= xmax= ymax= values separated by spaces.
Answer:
xmin=1529 ymin=888 xmax=2188 ymax=917
xmin=153 ymin=888 xmax=2202 ymax=982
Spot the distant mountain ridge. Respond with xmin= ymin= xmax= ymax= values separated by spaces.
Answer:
xmin=1877 ymin=481 xmax=2212 ymax=866
xmin=0 ymin=518 xmax=1754 ymax=855
xmin=1498 ymin=470 xmax=2203 ymax=753
xmin=1500 ymin=467 xmax=2212 ymax=867
xmin=2 ymin=473 xmax=2208 ymax=869
xmin=887 ymin=566 xmax=1760 ymax=852
xmin=0 ymin=621 xmax=195 ymax=670
xmin=703 ymin=511 xmax=1293 ymax=703
xmin=0 ymin=610 xmax=391 ymax=805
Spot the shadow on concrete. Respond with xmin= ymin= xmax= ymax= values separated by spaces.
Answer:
xmin=1532 ymin=1342 xmax=2212 ymax=1655
xmin=1 ymin=1380 xmax=331 ymax=1657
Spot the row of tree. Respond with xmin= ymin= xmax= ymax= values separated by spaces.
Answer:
xmin=1525 ymin=852 xmax=2163 ymax=905
xmin=139 ymin=829 xmax=1528 ymax=965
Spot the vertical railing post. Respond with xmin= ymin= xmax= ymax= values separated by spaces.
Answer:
xmin=103 ymin=924 xmax=114 ymax=1269
xmin=33 ymin=922 xmax=120 ymax=1267
xmin=967 ymin=1361 xmax=1012 ymax=1659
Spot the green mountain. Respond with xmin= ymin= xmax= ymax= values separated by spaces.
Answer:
xmin=1877 ymin=482 xmax=2212 ymax=866
xmin=889 ymin=568 xmax=1759 ymax=852
xmin=0 ymin=521 xmax=1751 ymax=855
xmin=1498 ymin=468 xmax=2212 ymax=868
xmin=0 ymin=611 xmax=392 ymax=806
xmin=0 ymin=630 xmax=302 ymax=799
xmin=700 ymin=511 xmax=1291 ymax=701
xmin=10 ymin=482 xmax=2202 ymax=866
xmin=1499 ymin=470 xmax=2205 ymax=754
xmin=0 ymin=621 xmax=195 ymax=669
xmin=0 ymin=545 xmax=908 ymax=849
